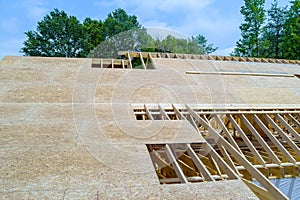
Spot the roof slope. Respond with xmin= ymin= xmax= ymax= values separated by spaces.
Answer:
xmin=1 ymin=54 xmax=299 ymax=199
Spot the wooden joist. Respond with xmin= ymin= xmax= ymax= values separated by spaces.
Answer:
xmin=263 ymin=114 xmax=300 ymax=156
xmin=253 ymin=114 xmax=296 ymax=163
xmin=185 ymin=105 xmax=289 ymax=200
xmin=228 ymin=114 xmax=266 ymax=165
xmin=185 ymin=144 xmax=215 ymax=181
xmin=165 ymin=144 xmax=188 ymax=183
xmin=239 ymin=114 xmax=281 ymax=164
xmin=275 ymin=114 xmax=300 ymax=142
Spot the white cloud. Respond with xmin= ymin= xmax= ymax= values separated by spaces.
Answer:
xmin=94 ymin=0 xmax=213 ymax=20
xmin=93 ymin=0 xmax=240 ymax=50
xmin=22 ymin=0 xmax=48 ymax=20
xmin=126 ymin=0 xmax=212 ymax=15
xmin=146 ymin=27 xmax=188 ymax=40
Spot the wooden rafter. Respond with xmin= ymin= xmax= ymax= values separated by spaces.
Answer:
xmin=185 ymin=105 xmax=288 ymax=200
xmin=227 ymin=114 xmax=266 ymax=165
xmin=165 ymin=144 xmax=188 ymax=183
xmin=253 ymin=114 xmax=296 ymax=163
xmin=263 ymin=114 xmax=300 ymax=156
xmin=239 ymin=114 xmax=281 ymax=164
xmin=275 ymin=114 xmax=300 ymax=142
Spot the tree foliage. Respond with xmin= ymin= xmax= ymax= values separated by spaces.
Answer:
xmin=21 ymin=9 xmax=88 ymax=57
xmin=261 ymin=0 xmax=287 ymax=58
xmin=232 ymin=0 xmax=265 ymax=57
xmin=150 ymin=35 xmax=204 ymax=54
xmin=143 ymin=34 xmax=217 ymax=55
xmin=191 ymin=34 xmax=218 ymax=54
xmin=83 ymin=18 xmax=104 ymax=54
xmin=101 ymin=8 xmax=142 ymax=39
xmin=233 ymin=0 xmax=300 ymax=60
xmin=89 ymin=28 xmax=153 ymax=58
xmin=281 ymin=0 xmax=300 ymax=60
xmin=21 ymin=8 xmax=217 ymax=58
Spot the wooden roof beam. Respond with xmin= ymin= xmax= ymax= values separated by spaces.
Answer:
xmin=214 ymin=114 xmax=242 ymax=153
xmin=165 ymin=144 xmax=188 ymax=183
xmin=185 ymin=143 xmax=215 ymax=181
xmin=203 ymin=143 xmax=239 ymax=180
xmin=287 ymin=114 xmax=300 ymax=130
xmin=185 ymin=105 xmax=288 ymax=200
xmin=158 ymin=104 xmax=170 ymax=120
xmin=263 ymin=114 xmax=300 ymax=157
xmin=239 ymin=114 xmax=281 ymax=164
xmin=228 ymin=114 xmax=266 ymax=165
xmin=139 ymin=52 xmax=146 ymax=69
xmin=275 ymin=114 xmax=300 ymax=142
xmin=172 ymin=104 xmax=186 ymax=120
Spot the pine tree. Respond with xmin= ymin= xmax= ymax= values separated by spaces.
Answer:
xmin=261 ymin=0 xmax=287 ymax=58
xmin=232 ymin=0 xmax=265 ymax=57
xmin=281 ymin=0 xmax=300 ymax=60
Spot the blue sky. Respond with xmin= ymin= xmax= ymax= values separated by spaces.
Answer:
xmin=0 ymin=0 xmax=290 ymax=59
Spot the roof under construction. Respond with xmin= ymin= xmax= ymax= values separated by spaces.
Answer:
xmin=1 ymin=52 xmax=300 ymax=199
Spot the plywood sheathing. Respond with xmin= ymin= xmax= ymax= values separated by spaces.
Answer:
xmin=1 ymin=54 xmax=299 ymax=199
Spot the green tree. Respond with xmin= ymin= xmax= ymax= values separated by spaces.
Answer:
xmin=101 ymin=8 xmax=142 ymax=39
xmin=21 ymin=9 xmax=88 ymax=57
xmin=261 ymin=0 xmax=287 ymax=58
xmin=88 ymin=8 xmax=146 ymax=58
xmin=159 ymin=35 xmax=204 ymax=54
xmin=89 ymin=28 xmax=153 ymax=58
xmin=281 ymin=0 xmax=300 ymax=60
xmin=232 ymin=0 xmax=265 ymax=57
xmin=191 ymin=34 xmax=218 ymax=54
xmin=142 ymin=34 xmax=217 ymax=55
xmin=83 ymin=18 xmax=104 ymax=54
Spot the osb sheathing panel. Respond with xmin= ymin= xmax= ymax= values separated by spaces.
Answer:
xmin=0 ymin=84 xmax=73 ymax=103
xmin=249 ymin=76 xmax=300 ymax=88
xmin=212 ymin=60 xmax=300 ymax=74
xmin=233 ymin=87 xmax=300 ymax=104
xmin=1 ymin=145 xmax=158 ymax=190
xmin=0 ymin=104 xmax=74 ymax=122
xmin=0 ymin=56 xmax=84 ymax=69
xmin=1 ymin=180 xmax=258 ymax=199
xmin=73 ymin=103 xmax=203 ymax=144
xmin=93 ymin=120 xmax=203 ymax=144
xmin=2 ymin=55 xmax=298 ymax=199
xmin=0 ymin=123 xmax=77 ymax=146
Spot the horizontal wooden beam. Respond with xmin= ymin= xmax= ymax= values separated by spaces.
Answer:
xmin=186 ymin=71 xmax=295 ymax=77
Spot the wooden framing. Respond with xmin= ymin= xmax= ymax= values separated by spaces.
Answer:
xmin=185 ymin=71 xmax=295 ymax=78
xmin=140 ymin=104 xmax=299 ymax=200
xmin=263 ymin=114 xmax=300 ymax=156
xmin=253 ymin=114 xmax=296 ymax=163
xmin=158 ymin=104 xmax=170 ymax=120
xmin=147 ymin=143 xmax=239 ymax=184
xmin=118 ymin=51 xmax=300 ymax=65
xmin=275 ymin=114 xmax=300 ymax=142
xmin=214 ymin=114 xmax=242 ymax=153
xmin=185 ymin=144 xmax=215 ymax=181
xmin=165 ymin=144 xmax=188 ymax=183
xmin=239 ymin=114 xmax=281 ymax=164
xmin=227 ymin=114 xmax=266 ymax=165
xmin=185 ymin=105 xmax=288 ymax=200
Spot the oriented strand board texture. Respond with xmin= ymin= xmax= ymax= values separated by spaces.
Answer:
xmin=152 ymin=58 xmax=300 ymax=105
xmin=3 ymin=55 xmax=299 ymax=199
